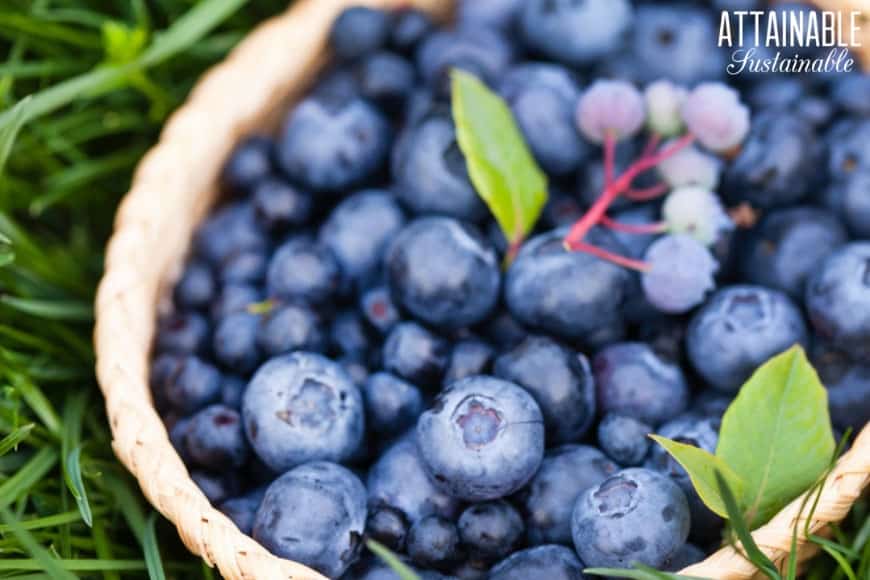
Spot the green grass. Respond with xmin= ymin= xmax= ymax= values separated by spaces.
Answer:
xmin=0 ymin=1 xmax=866 ymax=579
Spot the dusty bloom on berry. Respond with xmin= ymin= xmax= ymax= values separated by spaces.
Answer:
xmin=642 ymin=234 xmax=718 ymax=314
xmin=645 ymin=80 xmax=687 ymax=137
xmin=576 ymin=80 xmax=645 ymax=143
xmin=681 ymin=82 xmax=750 ymax=153
xmin=663 ymin=186 xmax=733 ymax=246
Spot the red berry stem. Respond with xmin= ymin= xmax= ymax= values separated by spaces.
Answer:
xmin=566 ymin=240 xmax=651 ymax=272
xmin=600 ymin=215 xmax=667 ymax=234
xmin=563 ymin=133 xmax=696 ymax=260
xmin=603 ymin=131 xmax=616 ymax=187
xmin=625 ymin=183 xmax=669 ymax=201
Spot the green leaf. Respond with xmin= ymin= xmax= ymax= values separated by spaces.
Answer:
xmin=716 ymin=346 xmax=835 ymax=527
xmin=714 ymin=471 xmax=781 ymax=580
xmin=102 ymin=21 xmax=148 ymax=64
xmin=650 ymin=435 xmax=745 ymax=518
xmin=451 ymin=69 xmax=547 ymax=256
xmin=367 ymin=539 xmax=420 ymax=580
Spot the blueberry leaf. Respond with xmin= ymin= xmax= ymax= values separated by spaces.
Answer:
xmin=650 ymin=435 xmax=744 ymax=518
xmin=451 ymin=69 xmax=548 ymax=256
xmin=716 ymin=345 xmax=835 ymax=528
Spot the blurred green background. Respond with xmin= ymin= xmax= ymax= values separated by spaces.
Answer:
xmin=0 ymin=1 xmax=866 ymax=578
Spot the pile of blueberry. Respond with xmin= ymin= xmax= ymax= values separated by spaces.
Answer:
xmin=150 ymin=1 xmax=870 ymax=578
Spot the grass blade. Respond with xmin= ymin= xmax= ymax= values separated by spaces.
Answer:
xmin=65 ymin=446 xmax=92 ymax=526
xmin=0 ymin=508 xmax=77 ymax=580
xmin=0 ymin=423 xmax=34 ymax=456
xmin=61 ymin=392 xmax=92 ymax=526
xmin=0 ymin=96 xmax=31 ymax=177
xmin=0 ymin=295 xmax=93 ymax=321
xmin=367 ymin=539 xmax=420 ymax=580
xmin=714 ymin=470 xmax=781 ymax=580
xmin=143 ymin=512 xmax=167 ymax=580
xmin=584 ymin=566 xmax=708 ymax=579
xmin=0 ymin=447 xmax=58 ymax=511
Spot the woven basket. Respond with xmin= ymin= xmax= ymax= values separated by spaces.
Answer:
xmin=94 ymin=1 xmax=870 ymax=578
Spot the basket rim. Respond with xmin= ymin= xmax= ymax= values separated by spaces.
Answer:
xmin=93 ymin=1 xmax=870 ymax=578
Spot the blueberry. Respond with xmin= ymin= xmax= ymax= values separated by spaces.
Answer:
xmin=416 ymin=376 xmax=544 ymax=501
xmin=277 ymin=95 xmax=391 ymax=192
xmin=219 ymin=249 xmax=268 ymax=285
xmin=723 ymin=112 xmax=822 ymax=209
xmin=520 ymin=0 xmax=632 ymax=65
xmin=164 ymin=356 xmax=222 ymax=414
xmin=606 ymin=205 xmax=660 ymax=259
xmin=191 ymin=470 xmax=240 ymax=505
xmin=330 ymin=309 xmax=372 ymax=360
xmin=542 ymin=190 xmax=586 ymax=229
xmin=494 ymin=336 xmax=596 ymax=444
xmin=687 ymin=285 xmax=809 ymax=391
xmin=252 ymin=461 xmax=367 ymax=577
xmin=366 ymin=506 xmax=409 ymax=552
xmin=681 ymin=83 xmax=750 ymax=154
xmin=572 ymin=468 xmax=690 ymax=569
xmin=213 ymin=312 xmax=261 ymax=374
xmin=742 ymin=207 xmax=848 ymax=299
xmin=319 ymin=190 xmax=406 ymax=292
xmin=520 ymin=444 xmax=617 ymax=545
xmin=168 ymin=415 xmax=191 ymax=460
xmin=499 ymin=63 xmax=586 ymax=176
xmin=367 ymin=435 xmax=462 ymax=523
xmin=358 ymin=51 xmax=416 ymax=112
xmin=220 ymin=374 xmax=246 ymax=410
xmin=812 ymin=344 xmax=870 ymax=430
xmin=210 ymin=283 xmax=262 ymax=321
xmin=597 ymin=414 xmax=651 ymax=467
xmin=664 ymin=542 xmax=705 ymax=572
xmin=458 ymin=500 xmax=524 ymax=561
xmin=155 ymin=311 xmax=209 ymax=355
xmin=416 ymin=27 xmax=513 ymax=93
xmin=266 ymin=237 xmax=341 ymax=306
xmin=444 ymin=339 xmax=494 ymax=385
xmin=329 ymin=6 xmax=391 ymax=61
xmin=390 ymin=8 xmax=433 ymax=54
xmin=805 ymin=243 xmax=870 ymax=360
xmin=194 ymin=202 xmax=267 ymax=267
xmin=822 ymin=170 xmax=870 ymax=239
xmin=481 ymin=312 xmax=528 ymax=351
xmin=748 ymin=78 xmax=804 ymax=110
xmin=457 ymin=0 xmax=523 ymax=30
xmin=646 ymin=413 xmax=722 ymax=544
xmin=490 ymin=545 xmax=588 ymax=580
xmin=641 ymin=234 xmax=719 ymax=315
xmin=252 ymin=177 xmax=311 ymax=234
xmin=242 ymin=352 xmax=364 ymax=472
xmin=256 ymin=303 xmax=325 ymax=357
xmin=183 ymin=404 xmax=249 ymax=470
xmin=576 ymin=80 xmax=645 ymax=145
xmin=174 ymin=260 xmax=215 ymax=311
xmin=407 ymin=515 xmax=461 ymax=569
xmin=635 ymin=6 xmax=724 ymax=85
xmin=386 ymin=218 xmax=501 ymax=329
xmin=360 ymin=285 xmax=401 ymax=335
xmin=831 ymin=74 xmax=870 ymax=117
xmin=221 ymin=136 xmax=273 ymax=193
xmin=826 ymin=119 xmax=870 ymax=180
xmin=219 ymin=486 xmax=266 ymax=535
xmin=382 ymin=322 xmax=449 ymax=388
xmin=593 ymin=342 xmax=689 ymax=426
xmin=391 ymin=114 xmax=486 ymax=221
xmin=363 ymin=372 xmax=424 ymax=434
xmin=506 ymin=227 xmax=630 ymax=347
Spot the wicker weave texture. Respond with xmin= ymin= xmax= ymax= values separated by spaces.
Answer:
xmin=94 ymin=1 xmax=870 ymax=578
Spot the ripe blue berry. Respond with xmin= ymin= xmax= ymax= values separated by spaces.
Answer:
xmin=687 ymin=285 xmax=809 ymax=391
xmin=366 ymin=506 xmax=409 ymax=552
xmin=382 ymin=322 xmax=449 ymax=388
xmin=416 ymin=376 xmax=544 ymax=501
xmin=242 ymin=352 xmax=364 ymax=472
xmin=520 ymin=0 xmax=633 ymax=65
xmin=593 ymin=342 xmax=690 ymax=426
xmin=572 ymin=468 xmax=690 ymax=569
xmin=597 ymin=414 xmax=652 ymax=467
xmin=251 ymin=177 xmax=311 ymax=234
xmin=363 ymin=372 xmax=424 ymax=434
xmin=219 ymin=487 xmax=266 ymax=535
xmin=256 ymin=303 xmax=325 ymax=357
xmin=490 ymin=545 xmax=587 ymax=580
xmin=252 ymin=461 xmax=367 ymax=577
xmin=457 ymin=500 xmax=524 ymax=562
xmin=221 ymin=136 xmax=273 ymax=193
xmin=194 ymin=202 xmax=267 ymax=267
xmin=386 ymin=218 xmax=500 ymax=329
xmin=183 ymin=404 xmax=249 ymax=470
xmin=416 ymin=27 xmax=513 ymax=93
xmin=805 ymin=243 xmax=870 ymax=360
xmin=174 ymin=261 xmax=215 ymax=311
xmin=213 ymin=312 xmax=261 ymax=373
xmin=277 ymin=95 xmax=391 ymax=192
xmin=407 ymin=515 xmax=460 ymax=569
xmin=520 ymin=445 xmax=618 ymax=546
xmin=443 ymin=339 xmax=494 ymax=386
xmin=494 ymin=336 xmax=596 ymax=444
xmin=360 ymin=285 xmax=401 ymax=335
xmin=155 ymin=311 xmax=209 ymax=355
xmin=164 ymin=356 xmax=222 ymax=414
xmin=266 ymin=237 xmax=341 ymax=306
xmin=329 ymin=6 xmax=391 ymax=61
